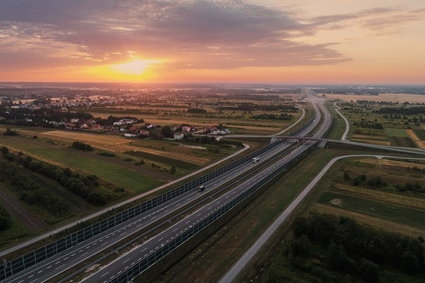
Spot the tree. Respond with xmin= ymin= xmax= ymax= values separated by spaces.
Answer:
xmin=169 ymin=166 xmax=176 ymax=174
xmin=358 ymin=259 xmax=379 ymax=282
xmin=400 ymin=251 xmax=420 ymax=274
xmin=71 ymin=141 xmax=93 ymax=151
xmin=3 ymin=128 xmax=18 ymax=136
xmin=161 ymin=126 xmax=173 ymax=138
xmin=343 ymin=172 xmax=350 ymax=181
xmin=326 ymin=243 xmax=356 ymax=273
xmin=291 ymin=234 xmax=311 ymax=258
xmin=1 ymin=146 xmax=9 ymax=156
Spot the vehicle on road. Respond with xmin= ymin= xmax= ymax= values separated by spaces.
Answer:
xmin=198 ymin=185 xmax=206 ymax=192
xmin=252 ymin=157 xmax=260 ymax=163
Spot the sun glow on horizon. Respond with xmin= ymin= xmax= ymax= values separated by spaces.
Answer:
xmin=82 ymin=58 xmax=163 ymax=82
xmin=111 ymin=58 xmax=157 ymax=75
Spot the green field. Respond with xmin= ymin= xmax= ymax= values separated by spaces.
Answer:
xmin=339 ymin=103 xmax=423 ymax=148
xmin=326 ymin=105 xmax=346 ymax=140
xmin=389 ymin=136 xmax=416 ymax=147
xmin=414 ymin=128 xmax=425 ymax=140
xmin=319 ymin=191 xmax=425 ymax=229
xmin=384 ymin=128 xmax=409 ymax=137
xmin=0 ymin=135 xmax=163 ymax=193
xmin=124 ymin=150 xmax=200 ymax=171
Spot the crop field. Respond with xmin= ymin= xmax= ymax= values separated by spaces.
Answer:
xmin=312 ymin=157 xmax=425 ymax=236
xmin=408 ymin=129 xmax=425 ymax=149
xmin=318 ymin=191 xmax=425 ymax=230
xmin=40 ymin=130 xmax=211 ymax=165
xmin=86 ymin=100 xmax=302 ymax=135
xmin=325 ymin=93 xmax=425 ymax=103
xmin=0 ymin=134 xmax=164 ymax=193
xmin=338 ymin=103 xmax=424 ymax=147
xmin=0 ymin=150 xmax=128 ymax=248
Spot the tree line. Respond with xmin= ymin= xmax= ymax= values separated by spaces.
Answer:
xmin=376 ymin=106 xmax=425 ymax=116
xmin=288 ymin=213 xmax=425 ymax=281
xmin=0 ymin=206 xmax=11 ymax=232
xmin=0 ymin=158 xmax=70 ymax=217
xmin=1 ymin=147 xmax=108 ymax=206
xmin=353 ymin=120 xmax=384 ymax=129
xmin=251 ymin=113 xmax=293 ymax=120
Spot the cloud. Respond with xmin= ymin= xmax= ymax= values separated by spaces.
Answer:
xmin=0 ymin=0 xmax=349 ymax=71
xmin=309 ymin=7 xmax=425 ymax=33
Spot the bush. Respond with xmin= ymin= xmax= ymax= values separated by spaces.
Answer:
xmin=358 ymin=259 xmax=379 ymax=282
xmin=71 ymin=141 xmax=93 ymax=151
xmin=0 ymin=207 xmax=11 ymax=231
xmin=98 ymin=151 xmax=116 ymax=157
xmin=3 ymin=128 xmax=19 ymax=136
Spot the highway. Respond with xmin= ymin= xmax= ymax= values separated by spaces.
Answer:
xmin=3 ymin=97 xmax=321 ymax=283
xmin=82 ymin=93 xmax=331 ymax=282
xmin=219 ymin=154 xmax=425 ymax=282
xmin=83 ymin=141 xmax=321 ymax=283
xmin=3 ymin=140 xmax=295 ymax=283
xmin=0 ymin=141 xmax=251 ymax=258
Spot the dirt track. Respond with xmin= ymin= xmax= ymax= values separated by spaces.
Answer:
xmin=0 ymin=184 xmax=46 ymax=231
xmin=407 ymin=129 xmax=425 ymax=149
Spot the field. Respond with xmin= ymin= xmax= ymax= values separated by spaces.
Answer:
xmin=325 ymin=103 xmax=346 ymax=140
xmin=85 ymin=97 xmax=302 ymax=136
xmin=318 ymin=191 xmax=425 ymax=229
xmin=312 ymin=157 xmax=425 ymax=235
xmin=0 ymin=134 xmax=164 ymax=193
xmin=337 ymin=102 xmax=424 ymax=147
xmin=325 ymin=93 xmax=425 ymax=103
xmin=0 ymin=153 xmax=123 ymax=248
xmin=408 ymin=129 xmax=425 ymax=149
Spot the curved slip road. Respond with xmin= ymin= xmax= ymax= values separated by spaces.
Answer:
xmin=335 ymin=107 xmax=350 ymax=140
xmin=219 ymin=154 xmax=425 ymax=283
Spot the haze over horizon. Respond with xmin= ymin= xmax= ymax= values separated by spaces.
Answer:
xmin=1 ymin=0 xmax=424 ymax=84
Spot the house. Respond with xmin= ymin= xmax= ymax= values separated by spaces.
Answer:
xmin=128 ymin=126 xmax=139 ymax=132
xmin=91 ymin=124 xmax=103 ymax=130
xmin=81 ymin=123 xmax=89 ymax=129
xmin=182 ymin=125 xmax=192 ymax=132
xmin=124 ymin=133 xmax=137 ymax=138
xmin=139 ymin=130 xmax=150 ymax=137
xmin=65 ymin=123 xmax=77 ymax=129
xmin=173 ymin=132 xmax=184 ymax=140
xmin=70 ymin=118 xmax=79 ymax=123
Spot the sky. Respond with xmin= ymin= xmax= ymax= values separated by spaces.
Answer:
xmin=0 ymin=0 xmax=424 ymax=84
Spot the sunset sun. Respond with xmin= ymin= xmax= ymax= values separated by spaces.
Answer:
xmin=111 ymin=59 xmax=152 ymax=75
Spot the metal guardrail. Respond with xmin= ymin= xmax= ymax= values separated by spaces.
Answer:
xmin=110 ymin=143 xmax=318 ymax=283
xmin=0 ymin=140 xmax=286 ymax=281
